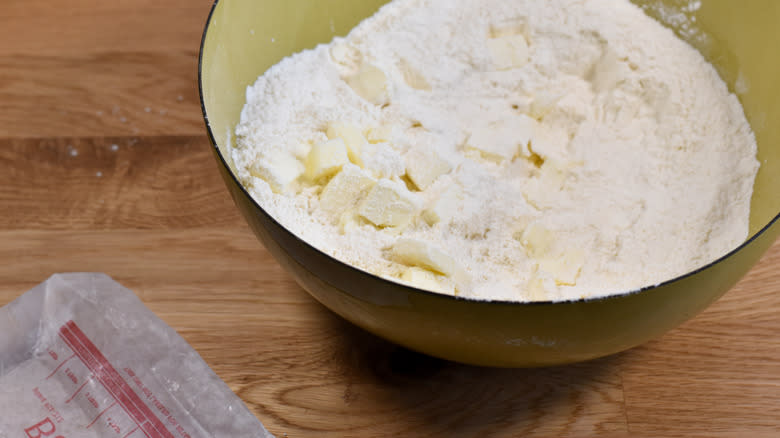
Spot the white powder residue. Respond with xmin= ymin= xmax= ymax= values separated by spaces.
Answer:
xmin=638 ymin=0 xmax=709 ymax=52
xmin=233 ymin=0 xmax=759 ymax=302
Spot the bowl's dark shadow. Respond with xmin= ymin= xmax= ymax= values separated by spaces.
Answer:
xmin=320 ymin=304 xmax=630 ymax=436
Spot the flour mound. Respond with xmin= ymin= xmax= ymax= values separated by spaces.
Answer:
xmin=233 ymin=0 xmax=760 ymax=302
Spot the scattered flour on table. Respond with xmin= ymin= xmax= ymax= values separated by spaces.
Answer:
xmin=232 ymin=0 xmax=760 ymax=302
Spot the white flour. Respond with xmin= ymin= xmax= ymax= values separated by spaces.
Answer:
xmin=233 ymin=0 xmax=759 ymax=302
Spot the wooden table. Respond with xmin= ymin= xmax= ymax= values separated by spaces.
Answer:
xmin=2 ymin=1 xmax=778 ymax=436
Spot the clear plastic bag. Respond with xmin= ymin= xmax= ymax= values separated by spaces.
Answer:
xmin=0 ymin=273 xmax=273 ymax=438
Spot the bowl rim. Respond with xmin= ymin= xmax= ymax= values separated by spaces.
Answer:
xmin=197 ymin=0 xmax=780 ymax=307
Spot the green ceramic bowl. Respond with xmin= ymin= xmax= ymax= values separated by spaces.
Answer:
xmin=199 ymin=0 xmax=780 ymax=367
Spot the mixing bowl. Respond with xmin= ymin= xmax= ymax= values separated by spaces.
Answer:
xmin=199 ymin=0 xmax=780 ymax=367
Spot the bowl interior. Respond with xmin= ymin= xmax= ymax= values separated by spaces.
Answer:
xmin=201 ymin=0 xmax=779 ymax=240
xmin=200 ymin=0 xmax=780 ymax=367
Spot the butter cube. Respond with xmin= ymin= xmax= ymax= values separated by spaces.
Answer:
xmin=346 ymin=62 xmax=389 ymax=105
xmin=249 ymin=149 xmax=304 ymax=193
xmin=405 ymin=151 xmax=452 ymax=190
xmin=466 ymin=114 xmax=537 ymax=161
xmin=521 ymin=160 xmax=570 ymax=209
xmin=358 ymin=179 xmax=420 ymax=227
xmin=423 ymin=184 xmax=463 ymax=225
xmin=330 ymin=43 xmax=350 ymax=64
xmin=539 ymin=160 xmax=567 ymax=190
xmin=510 ymin=216 xmax=533 ymax=241
xmin=291 ymin=141 xmax=312 ymax=160
xmin=399 ymin=58 xmax=432 ymax=91
xmin=329 ymin=41 xmax=358 ymax=67
xmin=361 ymin=142 xmax=406 ymax=179
xmin=587 ymin=48 xmax=628 ymax=93
xmin=319 ymin=163 xmax=376 ymax=216
xmin=529 ymin=92 xmax=562 ymax=120
xmin=366 ymin=125 xmax=395 ymax=144
xmin=489 ymin=20 xmax=528 ymax=39
xmin=400 ymin=267 xmax=454 ymax=294
xmin=327 ymin=121 xmax=368 ymax=165
xmin=519 ymin=223 xmax=555 ymax=258
xmin=527 ymin=124 xmax=570 ymax=161
xmin=541 ymin=248 xmax=585 ymax=286
xmin=391 ymin=239 xmax=464 ymax=280
xmin=304 ymin=138 xmax=349 ymax=181
xmin=488 ymin=34 xmax=530 ymax=70
xmin=526 ymin=275 xmax=548 ymax=301
xmin=337 ymin=211 xmax=362 ymax=234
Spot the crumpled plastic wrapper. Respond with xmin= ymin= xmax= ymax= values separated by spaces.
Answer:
xmin=0 ymin=273 xmax=274 ymax=438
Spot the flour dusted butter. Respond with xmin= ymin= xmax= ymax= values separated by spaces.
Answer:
xmin=233 ymin=0 xmax=760 ymax=302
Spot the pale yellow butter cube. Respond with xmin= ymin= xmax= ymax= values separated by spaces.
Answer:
xmin=291 ymin=141 xmax=312 ymax=160
xmin=539 ymin=160 xmax=567 ymax=190
xmin=346 ymin=62 xmax=389 ymax=105
xmin=510 ymin=217 xmax=532 ymax=241
xmin=330 ymin=43 xmax=350 ymax=63
xmin=521 ymin=160 xmax=570 ymax=209
xmin=526 ymin=275 xmax=548 ymax=301
xmin=304 ymin=138 xmax=349 ymax=181
xmin=488 ymin=34 xmax=530 ymax=70
xmin=587 ymin=48 xmax=628 ymax=93
xmin=399 ymin=58 xmax=432 ymax=91
xmin=519 ymin=223 xmax=555 ymax=258
xmin=423 ymin=184 xmax=463 ymax=225
xmin=466 ymin=114 xmax=537 ymax=161
xmin=366 ymin=125 xmax=395 ymax=144
xmin=319 ymin=163 xmax=376 ymax=216
xmin=249 ymin=149 xmax=304 ymax=193
xmin=405 ymin=151 xmax=452 ymax=190
xmin=329 ymin=41 xmax=358 ymax=67
xmin=391 ymin=239 xmax=461 ymax=278
xmin=529 ymin=92 xmax=562 ymax=120
xmin=358 ymin=179 xmax=420 ymax=227
xmin=400 ymin=267 xmax=454 ymax=294
xmin=541 ymin=248 xmax=585 ymax=286
xmin=489 ymin=20 xmax=528 ymax=39
xmin=337 ymin=211 xmax=362 ymax=234
xmin=327 ymin=121 xmax=368 ymax=165
xmin=392 ymin=239 xmax=471 ymax=293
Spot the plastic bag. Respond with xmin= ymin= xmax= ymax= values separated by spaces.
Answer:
xmin=0 ymin=273 xmax=273 ymax=438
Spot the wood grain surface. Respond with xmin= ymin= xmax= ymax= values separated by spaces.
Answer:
xmin=1 ymin=1 xmax=778 ymax=436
